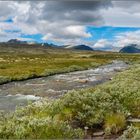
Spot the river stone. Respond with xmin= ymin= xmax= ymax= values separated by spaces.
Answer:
xmin=78 ymin=79 xmax=88 ymax=83
xmin=114 ymin=68 xmax=122 ymax=72
xmin=127 ymin=118 xmax=140 ymax=123
xmin=93 ymin=131 xmax=104 ymax=137
xmin=109 ymin=78 xmax=113 ymax=80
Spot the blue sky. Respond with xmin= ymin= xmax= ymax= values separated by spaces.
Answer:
xmin=86 ymin=26 xmax=140 ymax=41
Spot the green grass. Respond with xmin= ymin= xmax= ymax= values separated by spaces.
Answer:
xmin=0 ymin=51 xmax=108 ymax=84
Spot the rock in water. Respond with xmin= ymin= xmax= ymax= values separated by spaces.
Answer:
xmin=93 ymin=131 xmax=104 ymax=137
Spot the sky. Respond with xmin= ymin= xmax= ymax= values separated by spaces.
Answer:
xmin=0 ymin=1 xmax=140 ymax=51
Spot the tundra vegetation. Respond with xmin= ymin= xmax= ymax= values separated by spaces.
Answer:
xmin=0 ymin=46 xmax=140 ymax=139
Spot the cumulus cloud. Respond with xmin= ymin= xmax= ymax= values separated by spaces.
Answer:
xmin=93 ymin=39 xmax=110 ymax=48
xmin=65 ymin=26 xmax=91 ymax=38
xmin=0 ymin=1 xmax=111 ymax=43
xmin=0 ymin=1 xmax=15 ymax=21
xmin=0 ymin=29 xmax=7 ymax=41
xmin=92 ymin=39 xmax=116 ymax=51
xmin=114 ymin=30 xmax=140 ymax=48
xmin=40 ymin=1 xmax=111 ymax=25
xmin=0 ymin=20 xmax=21 ymax=42
xmin=101 ymin=1 xmax=140 ymax=27
xmin=0 ymin=31 xmax=19 ymax=42
xmin=42 ymin=25 xmax=92 ymax=44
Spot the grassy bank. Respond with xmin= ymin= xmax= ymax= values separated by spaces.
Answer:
xmin=0 ymin=63 xmax=140 ymax=139
xmin=0 ymin=51 xmax=108 ymax=84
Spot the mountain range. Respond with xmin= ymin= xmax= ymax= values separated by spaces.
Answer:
xmin=5 ymin=39 xmax=94 ymax=51
xmin=1 ymin=39 xmax=140 ymax=53
xmin=7 ymin=39 xmax=28 ymax=44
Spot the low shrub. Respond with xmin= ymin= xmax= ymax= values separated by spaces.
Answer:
xmin=0 ymin=116 xmax=83 ymax=139
xmin=104 ymin=113 xmax=126 ymax=135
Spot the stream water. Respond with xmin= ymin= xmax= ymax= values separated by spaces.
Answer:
xmin=0 ymin=60 xmax=128 ymax=111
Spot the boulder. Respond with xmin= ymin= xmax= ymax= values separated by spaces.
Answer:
xmin=93 ymin=131 xmax=104 ymax=137
xmin=78 ymin=79 xmax=88 ymax=83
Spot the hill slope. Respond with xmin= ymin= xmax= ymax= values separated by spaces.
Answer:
xmin=65 ymin=44 xmax=94 ymax=51
xmin=119 ymin=44 xmax=140 ymax=53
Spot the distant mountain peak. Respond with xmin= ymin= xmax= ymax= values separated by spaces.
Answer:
xmin=65 ymin=44 xmax=94 ymax=51
xmin=7 ymin=39 xmax=27 ymax=44
xmin=5 ymin=40 xmax=94 ymax=51
xmin=119 ymin=44 xmax=140 ymax=53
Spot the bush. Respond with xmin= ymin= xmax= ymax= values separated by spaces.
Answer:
xmin=0 ymin=117 xmax=83 ymax=139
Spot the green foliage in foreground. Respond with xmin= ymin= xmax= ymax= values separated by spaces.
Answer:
xmin=0 ymin=117 xmax=83 ymax=139
xmin=0 ymin=64 xmax=140 ymax=139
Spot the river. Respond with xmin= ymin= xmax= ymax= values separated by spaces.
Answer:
xmin=0 ymin=60 xmax=128 ymax=111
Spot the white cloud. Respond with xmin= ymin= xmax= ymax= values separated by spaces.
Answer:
xmin=114 ymin=30 xmax=140 ymax=48
xmin=0 ymin=31 xmax=20 ymax=42
xmin=0 ymin=21 xmax=19 ymax=32
xmin=42 ymin=33 xmax=53 ymax=41
xmin=17 ymin=37 xmax=35 ymax=42
xmin=101 ymin=1 xmax=140 ymax=27
xmin=92 ymin=39 xmax=117 ymax=51
xmin=65 ymin=26 xmax=91 ymax=38
xmin=0 ymin=28 xmax=5 ymax=36
xmin=0 ymin=1 xmax=15 ymax=20
xmin=0 ymin=1 xmax=110 ymax=44
xmin=93 ymin=39 xmax=110 ymax=48
xmin=42 ymin=25 xmax=91 ymax=44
